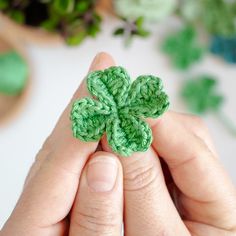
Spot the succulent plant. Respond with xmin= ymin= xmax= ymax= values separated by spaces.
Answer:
xmin=0 ymin=0 xmax=102 ymax=45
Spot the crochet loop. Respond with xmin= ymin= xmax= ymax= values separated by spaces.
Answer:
xmin=71 ymin=66 xmax=169 ymax=157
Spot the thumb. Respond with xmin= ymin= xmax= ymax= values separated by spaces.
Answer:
xmin=1 ymin=53 xmax=116 ymax=236
xmin=69 ymin=151 xmax=123 ymax=236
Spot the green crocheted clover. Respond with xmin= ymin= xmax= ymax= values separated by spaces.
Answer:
xmin=162 ymin=26 xmax=204 ymax=70
xmin=181 ymin=75 xmax=224 ymax=114
xmin=70 ymin=66 xmax=169 ymax=157
xmin=181 ymin=75 xmax=236 ymax=136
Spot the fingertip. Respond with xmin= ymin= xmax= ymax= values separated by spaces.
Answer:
xmin=100 ymin=136 xmax=113 ymax=153
xmin=90 ymin=150 xmax=119 ymax=161
xmin=88 ymin=52 xmax=116 ymax=72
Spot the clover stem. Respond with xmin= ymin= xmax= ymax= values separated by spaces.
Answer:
xmin=215 ymin=111 xmax=236 ymax=137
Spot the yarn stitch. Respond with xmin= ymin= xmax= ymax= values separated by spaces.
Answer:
xmin=70 ymin=66 xmax=169 ymax=157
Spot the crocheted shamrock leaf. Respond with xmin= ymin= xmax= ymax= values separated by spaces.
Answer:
xmin=71 ymin=66 xmax=169 ymax=157
xmin=162 ymin=26 xmax=204 ymax=70
xmin=181 ymin=75 xmax=224 ymax=114
xmin=181 ymin=75 xmax=236 ymax=136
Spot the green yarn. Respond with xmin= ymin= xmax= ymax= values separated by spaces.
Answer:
xmin=71 ymin=66 xmax=169 ymax=157
xmin=162 ymin=26 xmax=204 ymax=70
xmin=114 ymin=0 xmax=177 ymax=22
xmin=0 ymin=51 xmax=28 ymax=95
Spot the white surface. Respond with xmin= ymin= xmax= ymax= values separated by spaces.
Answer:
xmin=0 ymin=17 xmax=236 ymax=228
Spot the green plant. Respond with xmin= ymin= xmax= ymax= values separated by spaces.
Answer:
xmin=0 ymin=0 xmax=102 ymax=45
xmin=113 ymin=17 xmax=150 ymax=46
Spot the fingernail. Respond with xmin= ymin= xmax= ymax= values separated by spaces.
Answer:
xmin=87 ymin=156 xmax=118 ymax=192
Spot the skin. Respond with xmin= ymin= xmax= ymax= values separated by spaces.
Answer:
xmin=1 ymin=52 xmax=236 ymax=236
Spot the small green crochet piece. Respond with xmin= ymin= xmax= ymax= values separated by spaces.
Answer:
xmin=162 ymin=26 xmax=204 ymax=70
xmin=0 ymin=51 xmax=28 ymax=96
xmin=71 ymin=66 xmax=170 ymax=156
xmin=181 ymin=75 xmax=236 ymax=136
xmin=181 ymin=75 xmax=224 ymax=114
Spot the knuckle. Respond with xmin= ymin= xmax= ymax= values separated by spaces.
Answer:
xmin=74 ymin=200 xmax=120 ymax=234
xmin=187 ymin=115 xmax=210 ymax=139
xmin=190 ymin=115 xmax=207 ymax=130
xmin=124 ymin=159 xmax=158 ymax=192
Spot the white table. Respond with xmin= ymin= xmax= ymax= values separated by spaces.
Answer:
xmin=0 ymin=16 xmax=236 ymax=228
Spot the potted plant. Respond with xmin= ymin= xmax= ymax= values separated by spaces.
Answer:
xmin=0 ymin=0 xmax=104 ymax=45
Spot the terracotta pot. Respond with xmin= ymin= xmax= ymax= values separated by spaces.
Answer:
xmin=0 ymin=1 xmax=114 ymax=46
xmin=0 ymin=32 xmax=31 ymax=126
xmin=96 ymin=0 xmax=115 ymax=15
xmin=0 ymin=13 xmax=63 ymax=46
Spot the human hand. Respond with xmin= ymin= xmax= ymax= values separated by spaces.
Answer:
xmin=1 ymin=53 xmax=236 ymax=236
xmin=1 ymin=53 xmax=124 ymax=236
xmin=101 ymin=109 xmax=236 ymax=235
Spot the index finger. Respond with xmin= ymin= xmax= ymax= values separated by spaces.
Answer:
xmin=150 ymin=112 xmax=236 ymax=230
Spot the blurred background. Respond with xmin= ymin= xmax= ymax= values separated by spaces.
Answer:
xmin=0 ymin=0 xmax=236 ymax=228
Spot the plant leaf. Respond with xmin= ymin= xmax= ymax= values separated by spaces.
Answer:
xmin=113 ymin=28 xmax=125 ymax=36
xmin=9 ymin=10 xmax=25 ymax=24
xmin=0 ymin=0 xmax=8 ymax=10
xmin=66 ymin=31 xmax=87 ymax=46
xmin=54 ymin=0 xmax=74 ymax=14
xmin=76 ymin=0 xmax=90 ymax=13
